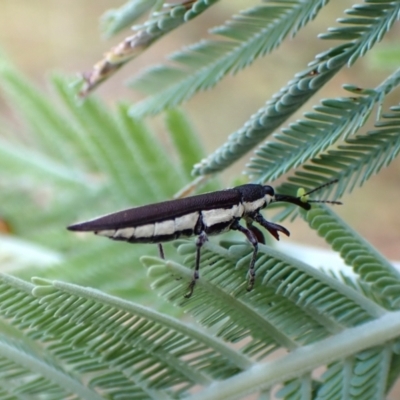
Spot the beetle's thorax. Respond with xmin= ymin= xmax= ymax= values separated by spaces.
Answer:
xmin=236 ymin=184 xmax=275 ymax=215
xmin=242 ymin=197 xmax=267 ymax=214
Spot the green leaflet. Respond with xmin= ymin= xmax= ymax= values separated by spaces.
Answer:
xmin=100 ymin=0 xmax=159 ymax=37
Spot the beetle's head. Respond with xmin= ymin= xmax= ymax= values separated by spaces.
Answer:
xmin=264 ymin=180 xmax=342 ymax=210
xmin=262 ymin=185 xmax=276 ymax=206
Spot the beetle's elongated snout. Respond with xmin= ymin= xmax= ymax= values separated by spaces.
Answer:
xmin=273 ymin=194 xmax=311 ymax=210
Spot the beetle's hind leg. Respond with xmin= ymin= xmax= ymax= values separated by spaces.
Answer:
xmin=246 ymin=220 xmax=266 ymax=244
xmin=157 ymin=243 xmax=165 ymax=259
xmin=231 ymin=220 xmax=259 ymax=291
xmin=185 ymin=231 xmax=208 ymax=298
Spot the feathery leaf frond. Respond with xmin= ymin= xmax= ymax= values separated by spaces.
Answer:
xmin=247 ymin=68 xmax=400 ymax=183
xmin=129 ymin=0 xmax=329 ymax=117
xmin=101 ymin=0 xmax=159 ymax=37
xmin=266 ymin=98 xmax=400 ymax=217
xmin=1 ymin=2 xmax=400 ymax=397
xmin=142 ymin=252 xmax=399 ymax=400
xmin=0 ymin=335 xmax=100 ymax=399
xmin=192 ymin=1 xmax=400 ymax=176
xmin=0 ymin=274 xmax=251 ymax=398
xmin=0 ymin=58 xmax=206 ymax=299
xmin=191 ymin=333 xmax=399 ymax=400
xmin=0 ymin=271 xmax=398 ymax=399
xmin=305 ymin=205 xmax=400 ymax=309
xmin=81 ymin=0 xmax=220 ymax=95
xmin=143 ymin=240 xmax=385 ymax=352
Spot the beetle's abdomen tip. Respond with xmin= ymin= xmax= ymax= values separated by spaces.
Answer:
xmin=67 ymin=222 xmax=92 ymax=232
xmin=66 ymin=224 xmax=78 ymax=231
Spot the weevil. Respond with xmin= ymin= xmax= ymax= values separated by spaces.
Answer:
xmin=68 ymin=181 xmax=340 ymax=297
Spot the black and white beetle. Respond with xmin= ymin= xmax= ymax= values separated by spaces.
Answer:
xmin=68 ymin=181 xmax=340 ymax=297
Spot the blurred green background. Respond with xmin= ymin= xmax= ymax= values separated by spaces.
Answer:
xmin=0 ymin=1 xmax=399 ymax=259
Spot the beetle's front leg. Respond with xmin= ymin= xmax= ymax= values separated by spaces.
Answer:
xmin=231 ymin=220 xmax=259 ymax=291
xmin=185 ymin=231 xmax=208 ymax=298
xmin=252 ymin=212 xmax=290 ymax=241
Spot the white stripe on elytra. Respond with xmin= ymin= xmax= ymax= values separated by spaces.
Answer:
xmin=96 ymin=213 xmax=200 ymax=240
xmin=202 ymin=204 xmax=244 ymax=227
xmin=113 ymin=227 xmax=135 ymax=239
xmin=154 ymin=220 xmax=175 ymax=236
xmin=174 ymin=212 xmax=199 ymax=231
xmin=96 ymin=229 xmax=116 ymax=237
xmin=134 ymin=224 xmax=155 ymax=238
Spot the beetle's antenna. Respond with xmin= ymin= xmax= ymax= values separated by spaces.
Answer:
xmin=300 ymin=179 xmax=342 ymax=205
xmin=301 ymin=179 xmax=338 ymax=197
xmin=307 ymin=199 xmax=342 ymax=205
xmin=274 ymin=179 xmax=342 ymax=209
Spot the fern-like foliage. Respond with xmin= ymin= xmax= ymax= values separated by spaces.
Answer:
xmin=139 ymin=232 xmax=400 ymax=399
xmin=247 ymin=68 xmax=400 ymax=183
xmin=142 ymin=240 xmax=385 ymax=346
xmin=101 ymin=0 xmax=159 ymax=37
xmin=283 ymin=101 xmax=400 ymax=193
xmin=0 ymin=242 xmax=398 ymax=400
xmin=0 ymin=55 xmax=213 ymax=303
xmin=80 ymin=0 xmax=220 ymax=95
xmin=0 ymin=274 xmax=251 ymax=398
xmin=1 ymin=1 xmax=400 ymax=398
xmin=192 ymin=1 xmax=400 ymax=175
xmin=129 ymin=0 xmax=329 ymax=117
xmin=305 ymin=205 xmax=400 ymax=309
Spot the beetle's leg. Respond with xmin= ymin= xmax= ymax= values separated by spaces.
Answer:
xmin=252 ymin=212 xmax=290 ymax=241
xmin=185 ymin=231 xmax=208 ymax=298
xmin=245 ymin=220 xmax=265 ymax=244
xmin=157 ymin=243 xmax=165 ymax=259
xmin=231 ymin=220 xmax=259 ymax=291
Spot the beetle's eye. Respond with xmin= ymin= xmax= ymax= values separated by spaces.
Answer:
xmin=263 ymin=186 xmax=275 ymax=196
